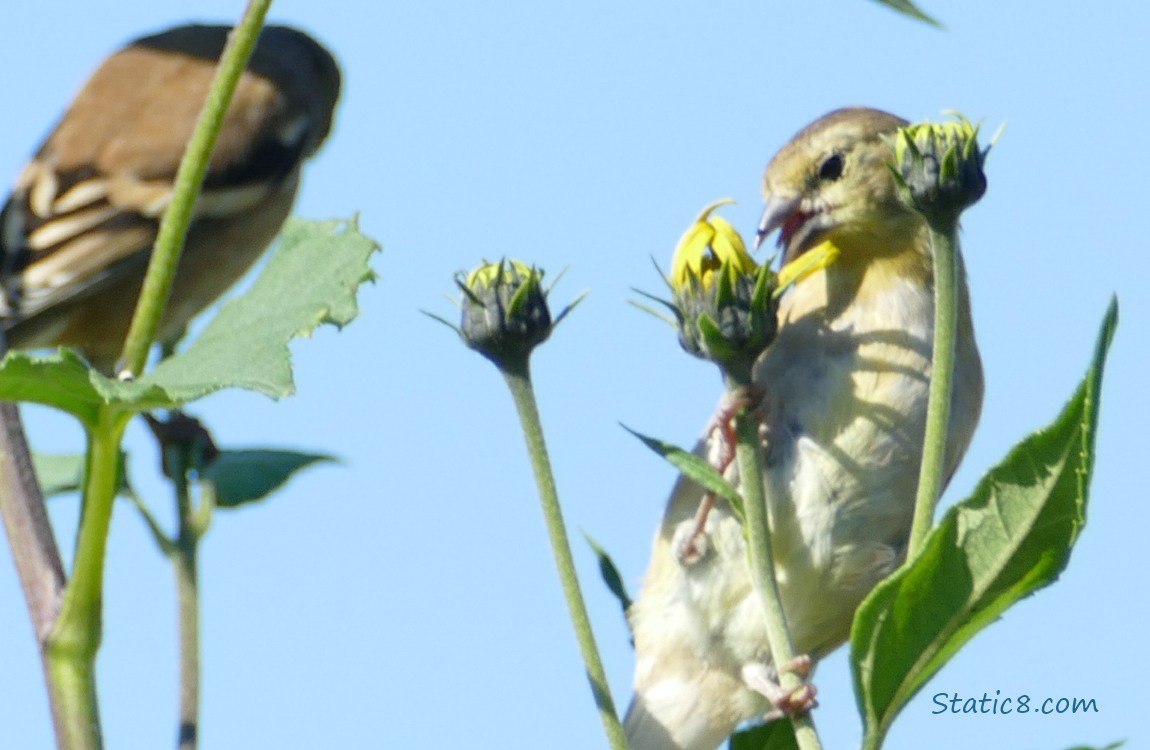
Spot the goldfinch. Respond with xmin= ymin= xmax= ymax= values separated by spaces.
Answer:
xmin=0 ymin=24 xmax=341 ymax=372
xmin=624 ymin=107 xmax=984 ymax=750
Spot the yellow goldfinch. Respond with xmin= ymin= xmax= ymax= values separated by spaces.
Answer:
xmin=624 ymin=107 xmax=984 ymax=749
xmin=0 ymin=24 xmax=341 ymax=372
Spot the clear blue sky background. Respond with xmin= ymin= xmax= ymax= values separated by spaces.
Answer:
xmin=0 ymin=2 xmax=1145 ymax=749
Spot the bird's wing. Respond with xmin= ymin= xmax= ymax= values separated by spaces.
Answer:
xmin=0 ymin=28 xmax=319 ymax=328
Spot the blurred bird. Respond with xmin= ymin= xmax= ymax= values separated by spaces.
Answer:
xmin=0 ymin=23 xmax=341 ymax=373
xmin=624 ymin=107 xmax=984 ymax=749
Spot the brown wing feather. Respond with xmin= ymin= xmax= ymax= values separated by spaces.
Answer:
xmin=0 ymin=24 xmax=339 ymax=345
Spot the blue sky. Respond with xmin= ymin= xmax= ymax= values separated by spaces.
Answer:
xmin=0 ymin=2 xmax=1145 ymax=749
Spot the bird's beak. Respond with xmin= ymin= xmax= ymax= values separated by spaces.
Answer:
xmin=754 ymin=194 xmax=801 ymax=252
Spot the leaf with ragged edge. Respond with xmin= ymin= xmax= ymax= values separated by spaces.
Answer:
xmin=582 ymin=531 xmax=633 ymax=624
xmin=203 ymin=449 xmax=335 ymax=508
xmin=729 ymin=719 xmax=798 ymax=750
xmin=0 ymin=350 xmax=176 ymax=426
xmin=869 ymin=0 xmax=941 ymax=27
xmin=851 ymin=299 xmax=1117 ymax=750
xmin=0 ymin=219 xmax=379 ymax=423
xmin=146 ymin=217 xmax=379 ymax=401
xmin=622 ymin=424 xmax=743 ymax=517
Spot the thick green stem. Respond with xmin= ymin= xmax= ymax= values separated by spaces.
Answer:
xmin=44 ymin=408 xmax=130 ymax=750
xmin=46 ymin=657 xmax=101 ymax=750
xmin=724 ymin=370 xmax=822 ymax=750
xmin=907 ymin=221 xmax=959 ymax=558
xmin=118 ymin=0 xmax=273 ymax=377
xmin=500 ymin=360 xmax=628 ymax=750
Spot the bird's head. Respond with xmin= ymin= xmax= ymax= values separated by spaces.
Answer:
xmin=757 ymin=108 xmax=924 ymax=269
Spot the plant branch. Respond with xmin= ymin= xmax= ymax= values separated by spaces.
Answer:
xmin=44 ymin=408 xmax=130 ymax=750
xmin=907 ymin=220 xmax=959 ymax=558
xmin=500 ymin=359 xmax=628 ymax=750
xmin=168 ymin=443 xmax=202 ymax=750
xmin=0 ymin=396 xmax=71 ymax=742
xmin=724 ymin=370 xmax=823 ymax=750
xmin=118 ymin=0 xmax=274 ymax=377
xmin=0 ymin=399 xmax=65 ymax=636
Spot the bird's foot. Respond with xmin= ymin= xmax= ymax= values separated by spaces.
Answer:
xmin=742 ymin=657 xmax=819 ymax=719
xmin=672 ymin=495 xmax=714 ymax=566
xmin=708 ymin=385 xmax=766 ymax=469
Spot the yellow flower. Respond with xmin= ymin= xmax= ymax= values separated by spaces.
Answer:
xmin=665 ymin=200 xmax=777 ymax=375
xmin=671 ymin=199 xmax=758 ymax=291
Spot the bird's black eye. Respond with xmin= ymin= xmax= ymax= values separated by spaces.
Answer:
xmin=818 ymin=154 xmax=844 ymax=181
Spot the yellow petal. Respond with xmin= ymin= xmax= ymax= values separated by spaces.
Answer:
xmin=777 ymin=241 xmax=840 ymax=289
xmin=466 ymin=259 xmax=536 ymax=290
xmin=671 ymin=221 xmax=716 ymax=288
xmin=671 ymin=199 xmax=756 ymax=291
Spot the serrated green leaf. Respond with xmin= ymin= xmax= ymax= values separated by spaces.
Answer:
xmin=851 ymin=299 xmax=1117 ymax=749
xmin=869 ymin=0 xmax=941 ymax=27
xmin=582 ymin=531 xmax=633 ymax=623
xmin=622 ymin=424 xmax=743 ymax=517
xmin=0 ymin=219 xmax=379 ymax=421
xmin=145 ymin=217 xmax=379 ymax=402
xmin=0 ymin=350 xmax=170 ymax=425
xmin=203 ymin=449 xmax=335 ymax=509
xmin=729 ymin=720 xmax=798 ymax=750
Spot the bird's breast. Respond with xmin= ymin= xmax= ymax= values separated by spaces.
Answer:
xmin=752 ymin=270 xmax=939 ymax=650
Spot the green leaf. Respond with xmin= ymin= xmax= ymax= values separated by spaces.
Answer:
xmin=0 ymin=219 xmax=379 ymax=423
xmin=146 ymin=217 xmax=379 ymax=401
xmin=33 ymin=453 xmax=87 ymax=497
xmin=0 ymin=351 xmax=98 ymax=421
xmin=869 ymin=0 xmax=941 ymax=27
xmin=0 ymin=350 xmax=170 ymax=426
xmin=729 ymin=720 xmax=798 ymax=750
xmin=34 ymin=451 xmax=134 ymax=499
xmin=851 ymin=299 xmax=1117 ymax=749
xmin=1061 ymin=743 xmax=1124 ymax=750
xmin=203 ymin=449 xmax=335 ymax=508
xmin=621 ymin=424 xmax=743 ymax=517
xmin=582 ymin=531 xmax=633 ymax=623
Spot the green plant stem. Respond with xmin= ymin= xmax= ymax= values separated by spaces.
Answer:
xmin=724 ymin=370 xmax=823 ymax=750
xmin=45 ymin=408 xmax=130 ymax=750
xmin=907 ymin=220 xmax=958 ymax=558
xmin=118 ymin=0 xmax=273 ymax=377
xmin=499 ymin=359 xmax=628 ymax=750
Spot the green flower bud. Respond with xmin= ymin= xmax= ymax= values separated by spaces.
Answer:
xmin=459 ymin=260 xmax=552 ymax=367
xmin=890 ymin=113 xmax=989 ymax=228
xmin=668 ymin=200 xmax=777 ymax=375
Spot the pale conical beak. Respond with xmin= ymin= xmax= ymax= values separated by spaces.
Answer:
xmin=754 ymin=194 xmax=801 ymax=251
